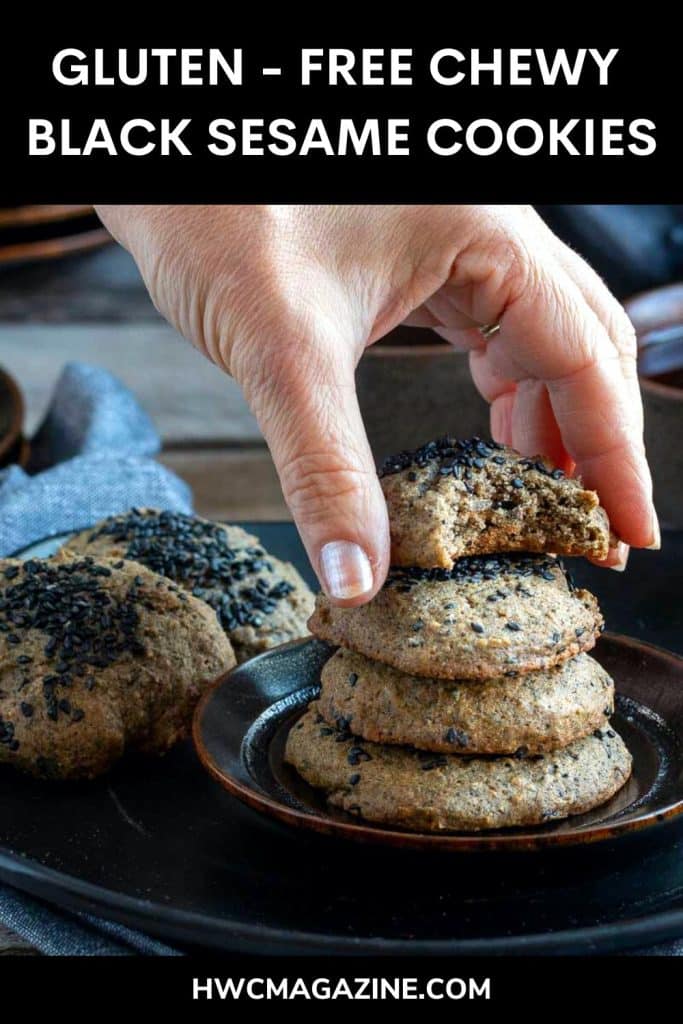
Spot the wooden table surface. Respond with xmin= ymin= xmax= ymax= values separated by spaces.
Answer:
xmin=0 ymin=239 xmax=292 ymax=953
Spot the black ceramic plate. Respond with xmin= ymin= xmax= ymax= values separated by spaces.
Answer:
xmin=194 ymin=634 xmax=683 ymax=853
xmin=2 ymin=524 xmax=683 ymax=954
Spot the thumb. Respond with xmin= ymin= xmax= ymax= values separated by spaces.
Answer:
xmin=237 ymin=330 xmax=390 ymax=606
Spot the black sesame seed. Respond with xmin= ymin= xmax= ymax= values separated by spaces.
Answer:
xmin=471 ymin=622 xmax=485 ymax=634
xmin=379 ymin=436 xmax=503 ymax=478
xmin=506 ymin=621 xmax=522 ymax=632
xmin=511 ymin=477 xmax=524 ymax=489
xmin=445 ymin=727 xmax=468 ymax=746
xmin=385 ymin=553 xmax=562 ymax=591
xmin=348 ymin=672 xmax=358 ymax=687
xmin=20 ymin=702 xmax=33 ymax=718
xmin=349 ymin=773 xmax=361 ymax=786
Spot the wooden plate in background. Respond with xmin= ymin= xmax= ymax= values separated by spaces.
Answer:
xmin=0 ymin=205 xmax=93 ymax=229
xmin=0 ymin=208 xmax=111 ymax=269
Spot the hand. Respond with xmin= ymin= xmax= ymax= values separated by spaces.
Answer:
xmin=96 ymin=204 xmax=658 ymax=604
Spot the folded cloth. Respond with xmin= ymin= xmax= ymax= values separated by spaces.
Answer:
xmin=0 ymin=886 xmax=179 ymax=956
xmin=0 ymin=362 xmax=192 ymax=558
xmin=0 ymin=361 xmax=188 ymax=954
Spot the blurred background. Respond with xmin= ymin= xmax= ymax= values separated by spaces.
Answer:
xmin=1 ymin=204 xmax=683 ymax=526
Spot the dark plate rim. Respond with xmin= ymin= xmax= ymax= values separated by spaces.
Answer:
xmin=193 ymin=633 xmax=683 ymax=854
xmin=2 ymin=825 xmax=683 ymax=956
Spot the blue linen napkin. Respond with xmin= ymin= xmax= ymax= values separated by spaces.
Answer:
xmin=0 ymin=362 xmax=192 ymax=557
xmin=0 ymin=361 xmax=188 ymax=954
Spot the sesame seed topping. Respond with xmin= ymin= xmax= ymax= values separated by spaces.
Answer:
xmin=385 ymin=553 xmax=561 ymax=590
xmin=379 ymin=435 xmax=503 ymax=477
xmin=0 ymin=558 xmax=152 ymax=724
xmin=80 ymin=509 xmax=296 ymax=635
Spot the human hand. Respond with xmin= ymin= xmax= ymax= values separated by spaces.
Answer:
xmin=96 ymin=204 xmax=657 ymax=604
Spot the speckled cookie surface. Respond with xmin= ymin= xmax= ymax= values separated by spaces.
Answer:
xmin=380 ymin=437 xmax=611 ymax=568
xmin=0 ymin=553 xmax=235 ymax=780
xmin=65 ymin=509 xmax=314 ymax=662
xmin=318 ymin=648 xmax=614 ymax=755
xmin=285 ymin=705 xmax=632 ymax=832
xmin=309 ymin=555 xmax=602 ymax=679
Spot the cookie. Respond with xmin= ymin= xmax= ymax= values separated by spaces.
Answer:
xmin=318 ymin=648 xmax=614 ymax=754
xmin=285 ymin=705 xmax=632 ymax=832
xmin=0 ymin=553 xmax=235 ymax=780
xmin=309 ymin=555 xmax=602 ymax=679
xmin=65 ymin=509 xmax=314 ymax=662
xmin=380 ymin=436 xmax=612 ymax=568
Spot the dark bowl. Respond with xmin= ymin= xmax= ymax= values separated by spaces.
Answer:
xmin=625 ymin=284 xmax=683 ymax=529
xmin=356 ymin=328 xmax=490 ymax=465
xmin=0 ymin=366 xmax=24 ymax=467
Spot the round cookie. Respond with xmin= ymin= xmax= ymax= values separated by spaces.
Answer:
xmin=318 ymin=648 xmax=614 ymax=755
xmin=285 ymin=705 xmax=632 ymax=832
xmin=309 ymin=555 xmax=602 ymax=679
xmin=65 ymin=508 xmax=314 ymax=662
xmin=380 ymin=436 xmax=611 ymax=568
xmin=0 ymin=553 xmax=236 ymax=780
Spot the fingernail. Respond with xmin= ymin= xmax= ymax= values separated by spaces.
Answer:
xmin=647 ymin=512 xmax=661 ymax=551
xmin=319 ymin=541 xmax=374 ymax=601
xmin=608 ymin=542 xmax=630 ymax=572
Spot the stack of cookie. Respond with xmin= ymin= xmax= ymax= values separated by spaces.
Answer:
xmin=286 ymin=437 xmax=632 ymax=832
